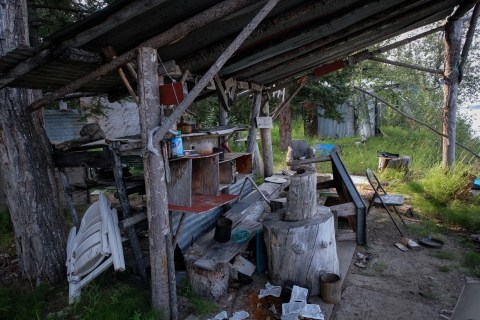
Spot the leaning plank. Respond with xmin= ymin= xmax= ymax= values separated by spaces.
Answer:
xmin=194 ymin=221 xmax=261 ymax=271
xmin=287 ymin=155 xmax=331 ymax=166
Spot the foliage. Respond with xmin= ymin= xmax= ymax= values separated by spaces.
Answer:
xmin=179 ymin=279 xmax=216 ymax=317
xmin=0 ymin=207 xmax=12 ymax=235
xmin=29 ymin=0 xmax=115 ymax=48
xmin=290 ymin=66 xmax=356 ymax=122
xmin=0 ymin=283 xmax=53 ymax=320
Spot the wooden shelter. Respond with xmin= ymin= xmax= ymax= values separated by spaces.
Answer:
xmin=1 ymin=0 xmax=476 ymax=318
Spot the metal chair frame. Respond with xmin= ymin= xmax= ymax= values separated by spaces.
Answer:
xmin=366 ymin=168 xmax=406 ymax=235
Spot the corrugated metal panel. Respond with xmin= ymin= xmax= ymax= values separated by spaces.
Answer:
xmin=0 ymin=46 xmax=36 ymax=73
xmin=84 ymin=97 xmax=140 ymax=138
xmin=172 ymin=177 xmax=253 ymax=253
xmin=45 ymin=110 xmax=86 ymax=143
xmin=317 ymin=103 xmax=355 ymax=138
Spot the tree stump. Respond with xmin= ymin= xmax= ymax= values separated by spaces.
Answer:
xmin=185 ymin=263 xmax=230 ymax=301
xmin=378 ymin=155 xmax=411 ymax=173
xmin=285 ymin=166 xmax=317 ymax=221
xmin=263 ymin=208 xmax=339 ymax=295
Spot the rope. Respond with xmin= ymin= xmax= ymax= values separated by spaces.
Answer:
xmin=231 ymin=229 xmax=250 ymax=242
xmin=157 ymin=52 xmax=180 ymax=105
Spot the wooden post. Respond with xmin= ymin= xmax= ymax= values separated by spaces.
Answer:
xmin=108 ymin=142 xmax=148 ymax=284
xmin=58 ymin=168 xmax=79 ymax=226
xmin=278 ymin=88 xmax=292 ymax=151
xmin=137 ymin=47 xmax=175 ymax=319
xmin=246 ymin=92 xmax=264 ymax=178
xmin=442 ymin=19 xmax=462 ymax=169
xmin=260 ymin=90 xmax=274 ymax=177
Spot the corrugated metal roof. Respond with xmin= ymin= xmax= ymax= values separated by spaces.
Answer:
xmin=1 ymin=0 xmax=465 ymax=97
xmin=0 ymin=46 xmax=36 ymax=73
xmin=44 ymin=110 xmax=86 ymax=142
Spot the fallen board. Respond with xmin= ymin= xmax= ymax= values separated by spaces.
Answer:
xmin=193 ymin=221 xmax=261 ymax=271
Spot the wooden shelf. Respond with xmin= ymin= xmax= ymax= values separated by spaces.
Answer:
xmin=168 ymin=194 xmax=238 ymax=213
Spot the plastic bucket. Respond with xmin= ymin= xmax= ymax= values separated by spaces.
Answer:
xmin=214 ymin=217 xmax=232 ymax=243
xmin=320 ymin=273 xmax=341 ymax=304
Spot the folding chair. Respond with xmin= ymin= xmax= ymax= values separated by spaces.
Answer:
xmin=366 ymin=168 xmax=406 ymax=225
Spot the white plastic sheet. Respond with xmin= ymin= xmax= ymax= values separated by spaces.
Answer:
xmin=229 ymin=311 xmax=249 ymax=320
xmin=208 ymin=310 xmax=227 ymax=320
xmin=290 ymin=285 xmax=308 ymax=303
xmin=258 ymin=281 xmax=282 ymax=298
xmin=300 ymin=304 xmax=324 ymax=320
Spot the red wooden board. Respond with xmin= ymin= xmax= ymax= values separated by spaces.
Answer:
xmin=168 ymin=194 xmax=238 ymax=213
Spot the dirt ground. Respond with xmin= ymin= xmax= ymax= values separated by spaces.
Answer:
xmin=1 ymin=188 xmax=478 ymax=320
xmin=184 ymin=202 xmax=477 ymax=320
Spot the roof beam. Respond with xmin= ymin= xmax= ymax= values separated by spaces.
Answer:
xmin=449 ymin=0 xmax=480 ymax=20
xmin=28 ymin=0 xmax=259 ymax=111
xmin=243 ymin=0 xmax=452 ymax=82
xmin=368 ymin=57 xmax=443 ymax=74
xmin=58 ymin=0 xmax=168 ymax=48
xmin=178 ymin=0 xmax=346 ymax=72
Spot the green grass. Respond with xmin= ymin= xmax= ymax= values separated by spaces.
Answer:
xmin=432 ymin=249 xmax=456 ymax=261
xmin=0 ymin=283 xmax=54 ymax=320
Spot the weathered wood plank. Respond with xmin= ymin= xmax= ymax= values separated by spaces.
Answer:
xmin=256 ymin=116 xmax=273 ymax=129
xmin=191 ymin=156 xmax=220 ymax=196
xmin=53 ymin=149 xmax=112 ymax=168
xmin=329 ymin=202 xmax=356 ymax=217
xmin=194 ymin=221 xmax=261 ymax=270
xmin=287 ymin=155 xmax=331 ymax=166
xmin=167 ymin=159 xmax=192 ymax=207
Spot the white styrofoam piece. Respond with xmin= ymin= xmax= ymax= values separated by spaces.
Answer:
xmin=208 ymin=310 xmax=228 ymax=320
xmin=282 ymin=301 xmax=306 ymax=316
xmin=229 ymin=311 xmax=249 ymax=320
xmin=290 ymin=285 xmax=308 ymax=303
xmin=232 ymin=255 xmax=256 ymax=277
xmin=258 ymin=282 xmax=282 ymax=298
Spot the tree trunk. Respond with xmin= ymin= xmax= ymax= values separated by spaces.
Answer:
xmin=278 ymin=89 xmax=292 ymax=151
xmin=0 ymin=0 xmax=67 ymax=283
xmin=260 ymin=91 xmax=274 ymax=177
xmin=246 ymin=92 xmax=264 ymax=178
xmin=137 ymin=47 xmax=175 ymax=319
xmin=442 ymin=19 xmax=462 ymax=169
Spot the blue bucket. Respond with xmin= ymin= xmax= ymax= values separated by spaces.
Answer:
xmin=312 ymin=143 xmax=335 ymax=156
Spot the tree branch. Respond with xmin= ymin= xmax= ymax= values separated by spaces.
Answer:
xmin=459 ymin=3 xmax=480 ymax=71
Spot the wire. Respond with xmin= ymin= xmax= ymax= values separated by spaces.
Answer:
xmin=157 ymin=52 xmax=180 ymax=105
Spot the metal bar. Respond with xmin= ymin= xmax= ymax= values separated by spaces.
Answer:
xmin=246 ymin=176 xmax=270 ymax=205
xmin=368 ymin=56 xmax=443 ymax=74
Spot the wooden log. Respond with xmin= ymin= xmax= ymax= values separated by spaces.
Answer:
xmin=285 ymin=165 xmax=317 ymax=221
xmin=186 ymin=263 xmax=230 ymax=301
xmin=260 ymin=92 xmax=274 ymax=177
xmin=137 ymin=47 xmax=173 ymax=318
xmin=247 ymin=92 xmax=264 ymax=178
xmin=368 ymin=57 xmax=443 ymax=74
xmin=378 ymin=155 xmax=411 ymax=172
xmin=109 ymin=142 xmax=148 ymax=285
xmin=263 ymin=208 xmax=339 ymax=295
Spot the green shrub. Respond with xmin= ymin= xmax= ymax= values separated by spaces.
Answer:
xmin=0 ymin=206 xmax=12 ymax=234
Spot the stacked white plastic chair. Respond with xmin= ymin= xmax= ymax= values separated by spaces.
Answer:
xmin=66 ymin=193 xmax=125 ymax=303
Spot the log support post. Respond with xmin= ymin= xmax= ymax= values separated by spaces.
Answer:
xmin=246 ymin=91 xmax=264 ymax=178
xmin=442 ymin=19 xmax=462 ymax=169
xmin=137 ymin=47 xmax=176 ymax=320
xmin=260 ymin=90 xmax=274 ymax=177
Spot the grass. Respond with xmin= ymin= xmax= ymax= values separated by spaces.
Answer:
xmin=179 ymin=279 xmax=216 ymax=317
xmin=432 ymin=249 xmax=456 ymax=261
